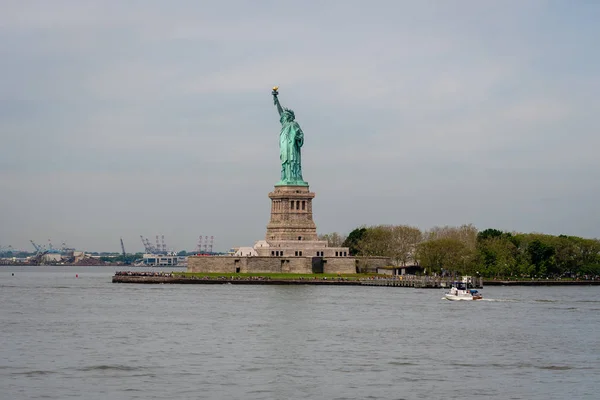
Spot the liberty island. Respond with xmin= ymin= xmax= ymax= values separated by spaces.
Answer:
xmin=110 ymin=87 xmax=390 ymax=278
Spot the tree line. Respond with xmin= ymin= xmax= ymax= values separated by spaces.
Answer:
xmin=319 ymin=225 xmax=600 ymax=278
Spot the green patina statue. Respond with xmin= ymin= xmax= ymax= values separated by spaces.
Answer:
xmin=272 ymin=87 xmax=308 ymax=186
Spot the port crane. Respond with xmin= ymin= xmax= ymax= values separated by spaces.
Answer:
xmin=140 ymin=234 xmax=170 ymax=255
xmin=120 ymin=237 xmax=131 ymax=265
xmin=30 ymin=240 xmax=47 ymax=254
xmin=29 ymin=240 xmax=49 ymax=265
xmin=140 ymin=235 xmax=157 ymax=254
xmin=45 ymin=239 xmax=61 ymax=254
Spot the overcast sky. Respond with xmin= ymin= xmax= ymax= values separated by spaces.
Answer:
xmin=1 ymin=0 xmax=599 ymax=253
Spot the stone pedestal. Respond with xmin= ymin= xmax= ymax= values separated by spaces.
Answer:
xmin=266 ymin=185 xmax=318 ymax=241
xmin=187 ymin=183 xmax=358 ymax=274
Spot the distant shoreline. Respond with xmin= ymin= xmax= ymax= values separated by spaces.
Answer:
xmin=111 ymin=274 xmax=600 ymax=286
xmin=112 ymin=275 xmax=363 ymax=285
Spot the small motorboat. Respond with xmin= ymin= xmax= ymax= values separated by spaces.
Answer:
xmin=444 ymin=277 xmax=483 ymax=301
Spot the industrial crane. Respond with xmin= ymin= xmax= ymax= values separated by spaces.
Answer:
xmin=29 ymin=240 xmax=48 ymax=265
xmin=120 ymin=237 xmax=131 ymax=265
xmin=46 ymin=239 xmax=61 ymax=254
xmin=140 ymin=235 xmax=155 ymax=254
xmin=30 ymin=240 xmax=46 ymax=254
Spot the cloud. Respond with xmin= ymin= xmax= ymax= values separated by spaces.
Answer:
xmin=1 ymin=1 xmax=599 ymax=252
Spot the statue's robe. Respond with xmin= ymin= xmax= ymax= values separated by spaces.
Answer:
xmin=279 ymin=117 xmax=304 ymax=182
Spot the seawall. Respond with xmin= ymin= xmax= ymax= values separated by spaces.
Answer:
xmin=112 ymin=275 xmax=363 ymax=285
xmin=112 ymin=274 xmax=600 ymax=286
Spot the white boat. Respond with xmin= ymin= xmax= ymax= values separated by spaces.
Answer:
xmin=444 ymin=276 xmax=483 ymax=301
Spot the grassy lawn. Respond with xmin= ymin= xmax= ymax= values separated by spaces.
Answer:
xmin=173 ymin=272 xmax=381 ymax=280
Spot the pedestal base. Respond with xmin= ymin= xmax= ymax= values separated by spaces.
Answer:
xmin=266 ymin=185 xmax=318 ymax=242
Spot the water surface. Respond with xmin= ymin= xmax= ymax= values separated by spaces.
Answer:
xmin=1 ymin=266 xmax=599 ymax=399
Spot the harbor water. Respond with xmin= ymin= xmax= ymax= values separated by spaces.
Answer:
xmin=1 ymin=266 xmax=599 ymax=399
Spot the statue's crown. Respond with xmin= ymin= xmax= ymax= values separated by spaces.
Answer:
xmin=284 ymin=108 xmax=295 ymax=119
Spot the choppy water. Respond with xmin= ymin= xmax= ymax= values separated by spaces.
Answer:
xmin=1 ymin=266 xmax=599 ymax=400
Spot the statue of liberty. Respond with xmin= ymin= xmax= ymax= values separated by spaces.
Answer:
xmin=272 ymin=87 xmax=308 ymax=186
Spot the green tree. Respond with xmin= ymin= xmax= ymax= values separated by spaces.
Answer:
xmin=425 ymin=224 xmax=478 ymax=250
xmin=356 ymin=226 xmax=393 ymax=257
xmin=477 ymin=228 xmax=504 ymax=241
xmin=580 ymin=263 xmax=600 ymax=276
xmin=343 ymin=227 xmax=367 ymax=256
xmin=576 ymin=238 xmax=600 ymax=266
xmin=527 ymin=238 xmax=556 ymax=276
xmin=416 ymin=238 xmax=474 ymax=275
xmin=552 ymin=236 xmax=579 ymax=276
xmin=477 ymin=236 xmax=517 ymax=277
xmin=389 ymin=225 xmax=422 ymax=266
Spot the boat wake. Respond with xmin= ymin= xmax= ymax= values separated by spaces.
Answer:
xmin=480 ymin=298 xmax=518 ymax=302
xmin=441 ymin=297 xmax=518 ymax=302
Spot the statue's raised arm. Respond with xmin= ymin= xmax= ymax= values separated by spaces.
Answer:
xmin=272 ymin=86 xmax=283 ymax=117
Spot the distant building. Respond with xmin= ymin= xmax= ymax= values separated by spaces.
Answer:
xmin=376 ymin=265 xmax=423 ymax=276
xmin=143 ymin=253 xmax=187 ymax=267
xmin=73 ymin=251 xmax=86 ymax=263
xmin=41 ymin=253 xmax=62 ymax=263
xmin=233 ymin=247 xmax=258 ymax=257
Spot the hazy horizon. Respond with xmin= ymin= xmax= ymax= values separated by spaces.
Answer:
xmin=2 ymin=1 xmax=599 ymax=253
